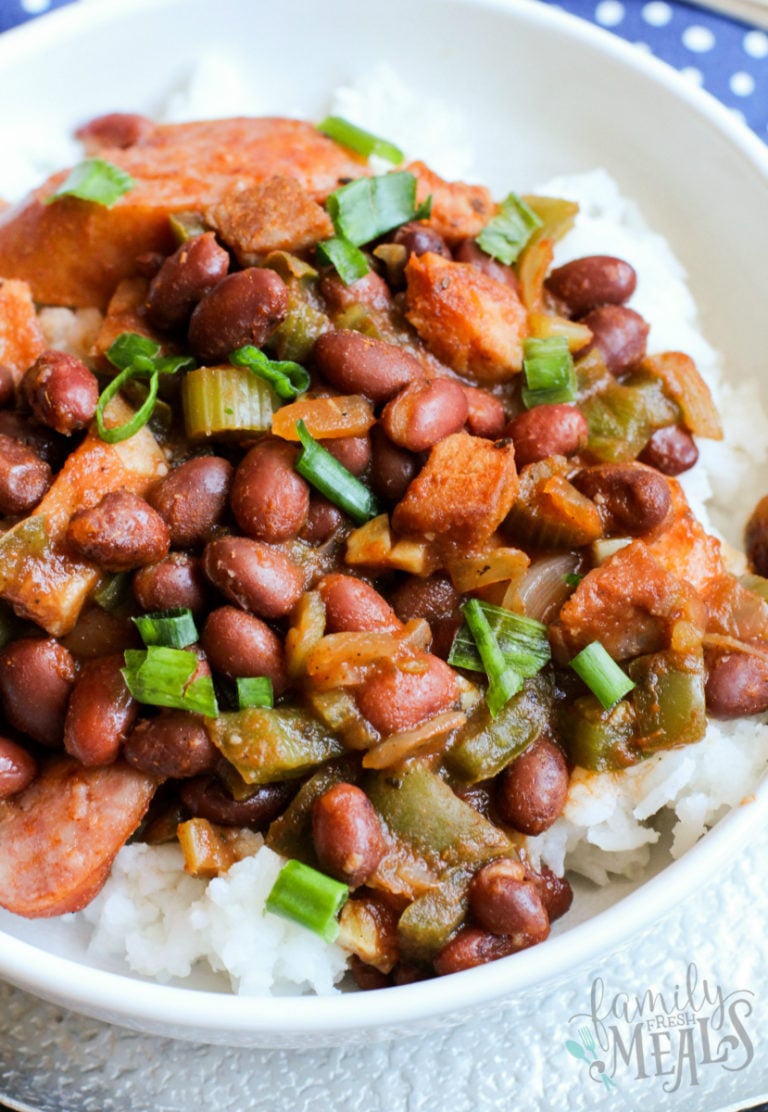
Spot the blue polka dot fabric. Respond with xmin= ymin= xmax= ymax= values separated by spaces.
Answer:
xmin=0 ymin=0 xmax=766 ymax=139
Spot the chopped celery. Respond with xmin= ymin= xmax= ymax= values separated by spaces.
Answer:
xmin=581 ymin=373 xmax=679 ymax=463
xmin=181 ymin=365 xmax=277 ymax=438
xmin=205 ymin=706 xmax=344 ymax=785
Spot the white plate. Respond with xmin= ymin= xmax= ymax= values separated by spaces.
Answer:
xmin=0 ymin=0 xmax=767 ymax=1049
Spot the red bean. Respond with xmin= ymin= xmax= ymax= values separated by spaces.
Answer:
xmin=180 ymin=775 xmax=297 ymax=828
xmin=546 ymin=255 xmax=637 ymax=316
xmin=145 ymin=232 xmax=230 ymax=332
xmin=60 ymin=607 xmax=139 ymax=660
xmin=230 ymin=439 xmax=309 ymax=543
xmin=356 ymin=653 xmax=459 ymax=735
xmin=571 ymin=462 xmax=672 ymax=537
xmin=319 ymin=270 xmax=392 ymax=315
xmin=0 ymin=365 xmax=15 ymax=408
xmin=505 ymin=403 xmax=588 ymax=468
xmin=705 ymin=651 xmax=768 ymax=719
xmin=390 ymin=574 xmax=462 ymax=660
xmin=147 ymin=455 xmax=233 ymax=547
xmin=469 ymin=861 xmax=550 ymax=942
xmin=393 ymin=223 xmax=451 ymax=260
xmin=318 ymin=434 xmax=371 ymax=476
xmin=201 ymin=606 xmax=288 ymax=693
xmin=299 ymin=496 xmax=345 ymax=543
xmin=0 ymin=411 xmax=67 ymax=469
xmin=63 ymin=654 xmax=138 ymax=766
xmin=313 ymin=330 xmax=425 ymax=403
xmin=124 ymin=711 xmax=219 ymax=778
xmin=369 ymin=425 xmax=420 ymax=505
xmin=188 ymin=268 xmax=288 ymax=364
xmin=462 ymin=386 xmax=506 ymax=439
xmin=433 ymin=927 xmax=521 ymax=975
xmin=639 ymin=425 xmax=699 ymax=477
xmin=133 ymin=553 xmax=210 ymax=614
xmin=350 ymin=956 xmax=392 ymax=991
xmin=578 ymin=305 xmax=649 ymax=375
xmin=202 ymin=535 xmax=304 ymax=619
xmin=381 ymin=378 xmax=469 ymax=452
xmin=75 ymin=111 xmax=153 ymax=152
xmin=318 ymin=574 xmax=401 ymax=633
xmin=66 ymin=490 xmax=170 ymax=572
xmin=312 ymin=782 xmax=387 ymax=887
xmin=746 ymin=496 xmax=768 ymax=578
xmin=20 ymin=350 xmax=98 ymax=435
xmin=0 ymin=637 xmax=76 ymax=746
xmin=527 ymin=864 xmax=573 ymax=923
xmin=453 ymin=239 xmax=521 ymax=293
xmin=496 ymin=737 xmax=569 ymax=835
xmin=0 ymin=433 xmax=52 ymax=514
xmin=0 ymin=737 xmax=37 ymax=799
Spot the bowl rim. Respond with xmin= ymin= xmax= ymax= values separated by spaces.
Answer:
xmin=0 ymin=0 xmax=767 ymax=1038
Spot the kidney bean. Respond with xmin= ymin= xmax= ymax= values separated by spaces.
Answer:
xmin=67 ymin=490 xmax=170 ymax=572
xmin=746 ymin=496 xmax=768 ymax=577
xmin=20 ymin=350 xmax=98 ymax=435
xmin=319 ymin=270 xmax=392 ymax=315
xmin=318 ymin=574 xmax=401 ymax=634
xmin=299 ymin=496 xmax=345 ymax=544
xmin=230 ymin=439 xmax=309 ymax=543
xmin=318 ymin=434 xmax=372 ymax=476
xmin=495 ymin=736 xmax=569 ymax=835
xmin=390 ymin=574 xmax=462 ymax=660
xmin=201 ymin=606 xmax=287 ymax=693
xmin=546 ymin=255 xmax=637 ymax=316
xmin=433 ymin=927 xmax=522 ymax=975
xmin=350 ymin=955 xmax=392 ymax=991
xmin=0 ymin=433 xmax=52 ymax=515
xmin=145 ymin=233 xmax=230 ymax=332
xmin=312 ymin=782 xmax=387 ymax=887
xmin=393 ymin=223 xmax=451 ymax=260
xmin=0 ymin=737 xmax=37 ymax=799
xmin=0 ymin=411 xmax=68 ymax=470
xmin=572 ymin=462 xmax=672 ymax=537
xmin=202 ymin=535 xmax=304 ymax=619
xmin=75 ymin=111 xmax=153 ymax=152
xmin=462 ymin=386 xmax=506 ymax=439
xmin=639 ymin=425 xmax=699 ymax=477
xmin=0 ymin=637 xmax=76 ymax=746
xmin=124 ymin=711 xmax=219 ymax=778
xmin=0 ymin=366 xmax=15 ymax=408
xmin=187 ymin=268 xmax=288 ymax=364
xmin=63 ymin=654 xmax=138 ymax=766
xmin=469 ymin=861 xmax=550 ymax=943
xmin=381 ymin=378 xmax=468 ymax=453
xmin=392 ymin=962 xmax=431 ymax=986
xmin=527 ymin=864 xmax=573 ymax=923
xmin=356 ymin=652 xmax=459 ymax=735
xmin=453 ymin=238 xmax=521 ymax=293
xmin=133 ymin=552 xmax=210 ymax=614
xmin=180 ymin=774 xmax=297 ymax=828
xmin=313 ymin=330 xmax=425 ymax=403
xmin=369 ymin=425 xmax=420 ymax=505
xmin=505 ymin=403 xmax=587 ymax=468
xmin=147 ymin=455 xmax=233 ymax=547
xmin=61 ymin=607 xmax=139 ymax=660
xmin=705 ymin=651 xmax=768 ymax=719
xmin=577 ymin=305 xmax=649 ymax=375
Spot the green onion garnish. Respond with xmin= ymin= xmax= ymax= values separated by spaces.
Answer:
xmin=295 ymin=419 xmax=379 ymax=524
xmin=569 ymin=641 xmax=636 ymax=709
xmin=96 ymin=331 xmax=195 ymax=444
xmin=449 ymin=601 xmax=551 ymax=679
xmin=122 ymin=646 xmax=219 ymax=716
xmin=460 ymin=599 xmax=524 ymax=717
xmin=315 ymin=236 xmax=371 ymax=285
xmin=133 ymin=608 xmax=199 ymax=649
xmin=105 ymin=333 xmax=161 ymax=370
xmin=476 ymin=191 xmax=543 ymax=266
xmin=236 ymin=676 xmax=274 ymax=709
xmin=564 ymin=573 xmax=583 ymax=588
xmin=317 ymin=116 xmax=404 ymax=165
xmin=46 ymin=158 xmax=135 ymax=208
xmin=521 ymin=336 xmax=577 ymax=409
xmin=265 ymin=859 xmax=349 ymax=943
xmin=229 ymin=345 xmax=310 ymax=401
xmin=326 ymin=171 xmax=420 ymax=247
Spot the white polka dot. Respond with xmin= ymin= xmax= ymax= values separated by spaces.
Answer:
xmin=595 ymin=1 xmax=625 ymax=27
xmin=743 ymin=30 xmax=768 ymax=59
xmin=680 ymin=66 xmax=704 ymax=86
xmin=20 ymin=0 xmax=51 ymax=12
xmin=633 ymin=40 xmax=653 ymax=52
xmin=730 ymin=107 xmax=747 ymax=126
xmin=642 ymin=2 xmax=672 ymax=27
xmin=682 ymin=25 xmax=716 ymax=53
xmin=730 ymin=71 xmax=756 ymax=96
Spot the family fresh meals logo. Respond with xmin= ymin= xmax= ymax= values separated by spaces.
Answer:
xmin=564 ymin=963 xmax=755 ymax=1096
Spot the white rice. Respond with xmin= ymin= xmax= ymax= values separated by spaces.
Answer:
xmin=3 ymin=66 xmax=768 ymax=994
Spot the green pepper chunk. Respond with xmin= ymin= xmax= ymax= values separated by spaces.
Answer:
xmin=205 ymin=706 xmax=344 ymax=785
xmin=629 ymin=649 xmax=707 ymax=753
xmin=581 ymin=373 xmax=679 ymax=462
xmin=559 ymin=694 xmax=639 ymax=772
xmin=397 ymin=866 xmax=475 ymax=962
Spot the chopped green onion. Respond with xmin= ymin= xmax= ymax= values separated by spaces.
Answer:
xmin=236 ymin=676 xmax=274 ymax=709
xmin=461 ymin=599 xmax=524 ymax=717
xmin=317 ymin=116 xmax=404 ymax=165
xmin=569 ymin=641 xmax=636 ymax=710
xmin=265 ymin=859 xmax=349 ymax=943
xmin=315 ymin=236 xmax=371 ymax=285
xmin=96 ymin=364 xmax=160 ymax=444
xmin=476 ymin=191 xmax=543 ymax=266
xmin=229 ymin=345 xmax=310 ymax=400
xmin=521 ymin=336 xmax=577 ymax=408
xmin=106 ymin=333 xmax=161 ymax=371
xmin=326 ymin=171 xmax=419 ymax=247
xmin=133 ymin=608 xmax=199 ymax=649
xmin=295 ymin=419 xmax=379 ymax=524
xmin=449 ymin=601 xmax=551 ymax=678
xmin=96 ymin=331 xmax=195 ymax=444
xmin=122 ymin=647 xmax=219 ymax=716
xmin=46 ymin=158 xmax=134 ymax=208
xmin=564 ymin=572 xmax=583 ymax=588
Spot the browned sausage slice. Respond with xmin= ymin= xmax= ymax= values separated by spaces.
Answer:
xmin=0 ymin=756 xmax=156 ymax=917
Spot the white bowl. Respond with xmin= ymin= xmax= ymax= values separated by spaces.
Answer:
xmin=0 ymin=0 xmax=767 ymax=1049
